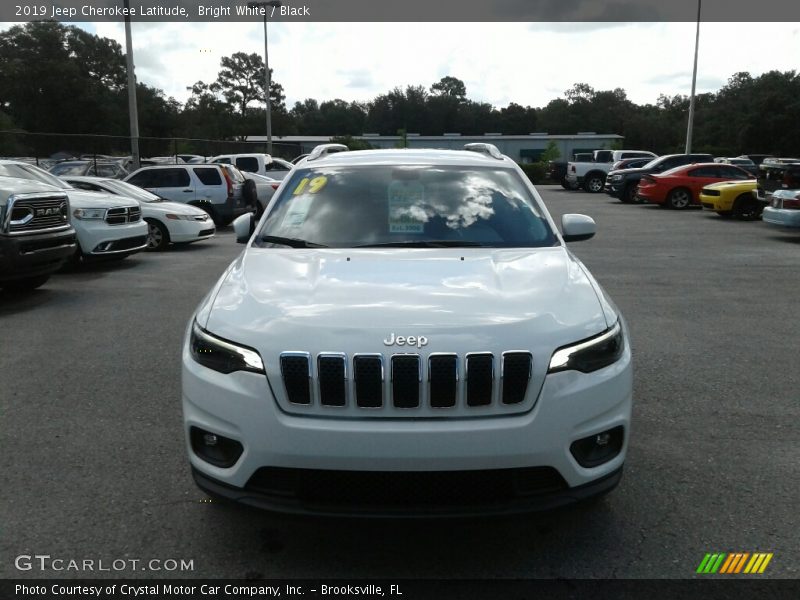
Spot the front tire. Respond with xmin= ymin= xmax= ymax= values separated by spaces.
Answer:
xmin=620 ymin=183 xmax=638 ymax=204
xmin=667 ymin=188 xmax=692 ymax=209
xmin=1 ymin=274 xmax=50 ymax=292
xmin=583 ymin=172 xmax=605 ymax=193
xmin=732 ymin=194 xmax=761 ymax=220
xmin=146 ymin=218 xmax=170 ymax=251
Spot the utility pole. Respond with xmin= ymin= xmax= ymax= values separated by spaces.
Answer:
xmin=685 ymin=0 xmax=702 ymax=154
xmin=123 ymin=0 xmax=140 ymax=170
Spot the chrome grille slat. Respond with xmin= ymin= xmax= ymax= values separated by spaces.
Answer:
xmin=105 ymin=206 xmax=142 ymax=225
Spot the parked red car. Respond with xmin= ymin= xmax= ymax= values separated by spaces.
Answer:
xmin=636 ymin=163 xmax=753 ymax=209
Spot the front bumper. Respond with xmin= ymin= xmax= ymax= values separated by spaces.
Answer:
xmin=182 ymin=337 xmax=633 ymax=515
xmin=699 ymin=195 xmax=727 ymax=211
xmin=604 ymin=181 xmax=624 ymax=197
xmin=73 ymin=219 xmax=149 ymax=256
xmin=0 ymin=227 xmax=77 ymax=282
xmin=762 ymin=207 xmax=800 ymax=229
xmin=165 ymin=217 xmax=216 ymax=243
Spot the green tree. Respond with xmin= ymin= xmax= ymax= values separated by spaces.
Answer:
xmin=430 ymin=76 xmax=467 ymax=101
xmin=212 ymin=52 xmax=285 ymax=115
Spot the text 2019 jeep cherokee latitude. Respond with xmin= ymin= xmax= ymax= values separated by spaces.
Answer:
xmin=182 ymin=144 xmax=633 ymax=516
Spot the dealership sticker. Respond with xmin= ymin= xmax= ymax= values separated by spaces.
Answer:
xmin=388 ymin=180 xmax=426 ymax=233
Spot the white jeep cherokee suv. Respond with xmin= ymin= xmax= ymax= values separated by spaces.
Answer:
xmin=182 ymin=144 xmax=632 ymax=516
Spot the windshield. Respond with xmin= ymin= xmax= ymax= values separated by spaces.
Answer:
xmin=255 ymin=165 xmax=557 ymax=248
xmin=0 ymin=163 xmax=71 ymax=189
xmin=102 ymin=179 xmax=162 ymax=202
xmin=50 ymin=163 xmax=88 ymax=176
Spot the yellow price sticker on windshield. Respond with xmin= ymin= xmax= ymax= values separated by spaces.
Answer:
xmin=293 ymin=176 xmax=328 ymax=196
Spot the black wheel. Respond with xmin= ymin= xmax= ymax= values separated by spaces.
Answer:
xmin=1 ymin=274 xmax=50 ymax=292
xmin=583 ymin=172 xmax=605 ymax=193
xmin=145 ymin=219 xmax=170 ymax=251
xmin=732 ymin=195 xmax=761 ymax=220
xmin=243 ymin=179 xmax=258 ymax=206
xmin=620 ymin=183 xmax=638 ymax=204
xmin=667 ymin=188 xmax=692 ymax=209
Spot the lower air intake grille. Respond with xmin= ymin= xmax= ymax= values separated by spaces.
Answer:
xmin=245 ymin=467 xmax=568 ymax=506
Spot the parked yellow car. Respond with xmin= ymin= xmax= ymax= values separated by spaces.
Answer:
xmin=699 ymin=179 xmax=761 ymax=220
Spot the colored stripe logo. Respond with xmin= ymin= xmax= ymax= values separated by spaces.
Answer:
xmin=697 ymin=552 xmax=773 ymax=574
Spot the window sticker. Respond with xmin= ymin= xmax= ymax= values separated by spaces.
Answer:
xmin=280 ymin=195 xmax=314 ymax=229
xmin=388 ymin=180 xmax=426 ymax=233
xmin=293 ymin=175 xmax=328 ymax=196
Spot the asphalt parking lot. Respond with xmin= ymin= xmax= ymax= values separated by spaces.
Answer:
xmin=2 ymin=184 xmax=798 ymax=580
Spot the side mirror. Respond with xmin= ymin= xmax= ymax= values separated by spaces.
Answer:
xmin=232 ymin=213 xmax=255 ymax=244
xmin=561 ymin=214 xmax=596 ymax=242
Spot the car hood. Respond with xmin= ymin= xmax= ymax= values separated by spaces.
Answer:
xmin=67 ymin=188 xmax=139 ymax=209
xmin=140 ymin=200 xmax=207 ymax=215
xmin=703 ymin=180 xmax=757 ymax=191
xmin=609 ymin=166 xmax=654 ymax=178
xmin=201 ymin=247 xmax=612 ymax=358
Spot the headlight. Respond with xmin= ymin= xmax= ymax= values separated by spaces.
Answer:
xmin=610 ymin=174 xmax=622 ymax=182
xmin=189 ymin=321 xmax=264 ymax=374
xmin=72 ymin=207 xmax=106 ymax=220
xmin=166 ymin=213 xmax=202 ymax=220
xmin=548 ymin=321 xmax=625 ymax=374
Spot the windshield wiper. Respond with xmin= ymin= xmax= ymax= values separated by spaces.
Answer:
xmin=258 ymin=235 xmax=328 ymax=248
xmin=354 ymin=240 xmax=488 ymax=248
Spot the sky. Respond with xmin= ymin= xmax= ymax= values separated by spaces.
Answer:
xmin=5 ymin=21 xmax=800 ymax=110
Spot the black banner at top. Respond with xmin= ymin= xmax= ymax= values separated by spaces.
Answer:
xmin=3 ymin=0 xmax=800 ymax=22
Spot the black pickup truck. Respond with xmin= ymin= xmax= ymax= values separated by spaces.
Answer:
xmin=752 ymin=158 xmax=800 ymax=208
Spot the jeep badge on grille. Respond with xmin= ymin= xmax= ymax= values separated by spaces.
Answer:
xmin=383 ymin=333 xmax=428 ymax=348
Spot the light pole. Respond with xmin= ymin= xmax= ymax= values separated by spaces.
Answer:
xmin=123 ymin=0 xmax=140 ymax=170
xmin=685 ymin=0 xmax=702 ymax=154
xmin=247 ymin=0 xmax=282 ymax=155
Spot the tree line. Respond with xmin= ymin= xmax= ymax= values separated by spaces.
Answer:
xmin=2 ymin=21 xmax=799 ymax=159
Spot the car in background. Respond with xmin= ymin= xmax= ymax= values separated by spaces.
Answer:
xmin=0 ymin=176 xmax=77 ymax=291
xmin=740 ymin=154 xmax=773 ymax=166
xmin=699 ymin=179 xmax=760 ymax=219
xmin=753 ymin=158 xmax=800 ymax=211
xmin=184 ymin=143 xmax=632 ymax=514
xmin=0 ymin=160 xmax=148 ymax=263
xmin=208 ymin=153 xmax=294 ymax=180
xmin=714 ymin=157 xmax=758 ymax=177
xmin=177 ymin=154 xmax=207 ymax=164
xmin=291 ymin=154 xmax=309 ymax=164
xmin=49 ymin=160 xmax=129 ymax=179
xmin=605 ymin=153 xmax=715 ymax=203
xmin=762 ymin=189 xmax=800 ymax=230
xmin=64 ymin=176 xmax=215 ymax=251
xmin=566 ymin=149 xmax=657 ymax=193
xmin=637 ymin=163 xmax=752 ymax=209
xmin=124 ymin=164 xmax=251 ymax=227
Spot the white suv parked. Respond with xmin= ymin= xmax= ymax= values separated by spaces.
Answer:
xmin=124 ymin=164 xmax=251 ymax=227
xmin=183 ymin=144 xmax=633 ymax=516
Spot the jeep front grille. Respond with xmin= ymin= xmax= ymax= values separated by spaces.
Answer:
xmin=275 ymin=351 xmax=533 ymax=417
xmin=105 ymin=206 xmax=141 ymax=225
xmin=5 ymin=194 xmax=70 ymax=234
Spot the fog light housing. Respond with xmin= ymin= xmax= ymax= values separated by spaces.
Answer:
xmin=570 ymin=426 xmax=624 ymax=468
xmin=190 ymin=427 xmax=243 ymax=468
